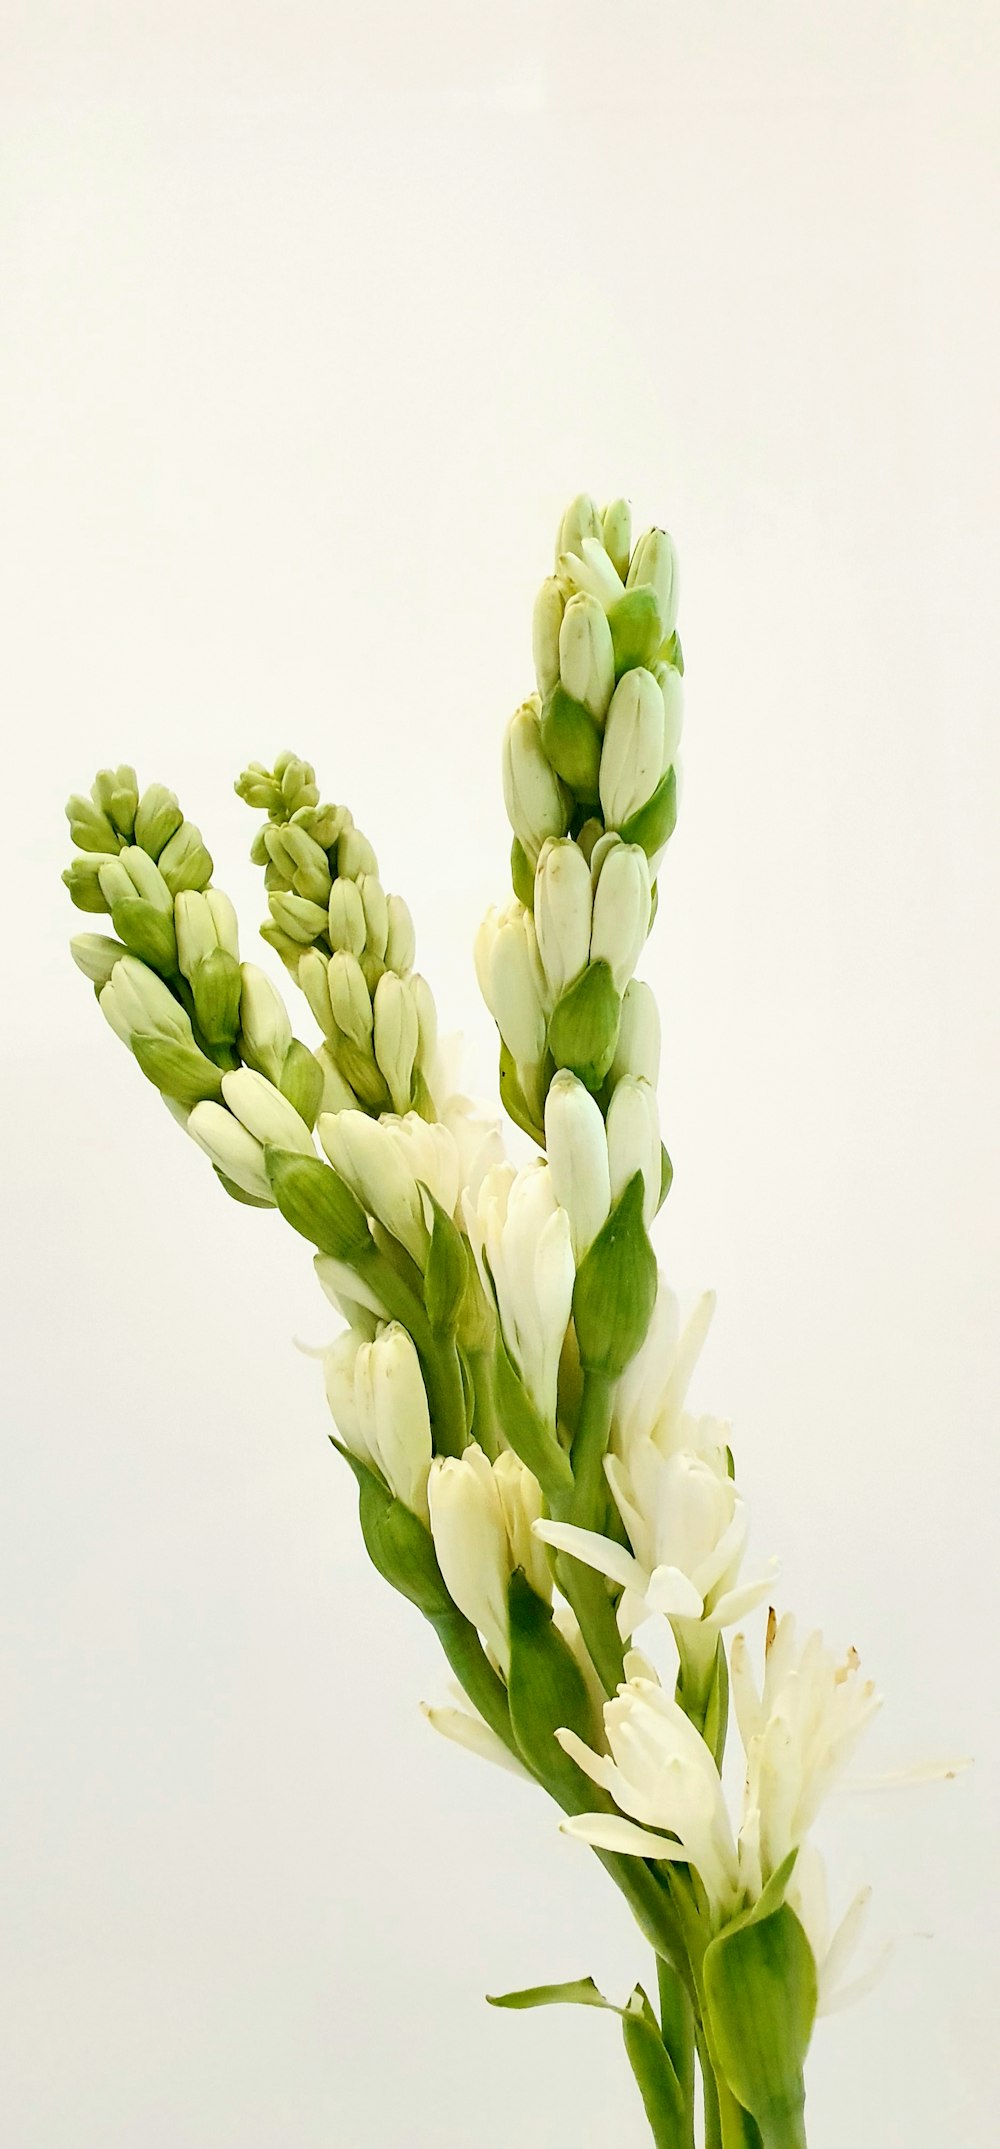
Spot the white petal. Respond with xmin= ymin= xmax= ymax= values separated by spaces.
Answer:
xmin=534 ymin=1518 xmax=643 ymax=1595
xmin=560 ymin=1813 xmax=687 ymax=1861
xmin=646 ymin=1565 xmax=705 ymax=1620
xmin=421 ymin=1703 xmax=531 ymax=1782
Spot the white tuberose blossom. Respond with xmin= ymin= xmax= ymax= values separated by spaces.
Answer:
xmin=732 ymin=1613 xmax=882 ymax=1892
xmin=324 ymin=1322 xmax=433 ymax=1523
xmin=427 ymin=1443 xmax=549 ymax=1675
xmin=464 ymin=1160 xmax=574 ymax=1425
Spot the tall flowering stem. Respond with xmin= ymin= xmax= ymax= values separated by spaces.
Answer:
xmin=62 ymin=494 xmax=962 ymax=2149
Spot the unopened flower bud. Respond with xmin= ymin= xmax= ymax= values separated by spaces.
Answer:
xmin=590 ymin=842 xmax=651 ymax=992
xmin=600 ymin=668 xmax=666 ymax=827
xmin=238 ymin=962 xmax=293 ymax=1084
xmin=70 ymin=933 xmax=128 ymax=988
xmin=626 ymin=527 xmax=679 ymax=637
xmin=502 ymin=701 xmax=570 ymax=863
xmin=606 ymin=1076 xmax=661 ymax=1223
xmin=373 ymin=972 xmax=419 ymax=1114
xmin=187 ymin=1100 xmax=273 ymax=1202
xmin=558 ymin=593 xmax=615 ymax=721
xmin=544 ymin=1071 xmax=611 ymax=1261
xmin=328 ymin=950 xmax=374 ymax=1045
xmin=358 ymin=874 xmax=389 ymax=963
xmin=157 ymin=820 xmax=213 ymax=895
xmin=612 ymin=979 xmax=661 ymax=1087
xmin=532 ymin=577 xmax=566 ymax=696
xmin=134 ymin=784 xmax=183 ymax=860
xmin=385 ymin=894 xmax=416 ymax=975
xmin=328 ymin=879 xmax=367 ymax=957
xmin=534 ymin=839 xmax=593 ymax=1002
xmin=557 ymin=537 xmax=625 ymax=610
xmin=556 ymin=494 xmax=603 ymax=563
xmin=601 ymin=498 xmax=632 ymax=583
xmin=221 ymin=1068 xmax=314 ymax=1154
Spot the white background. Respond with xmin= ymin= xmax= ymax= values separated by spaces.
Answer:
xmin=2 ymin=5 xmax=998 ymax=2144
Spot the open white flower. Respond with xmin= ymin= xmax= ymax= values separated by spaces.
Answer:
xmin=612 ymin=1278 xmax=720 ymax=1468
xmin=464 ymin=1159 xmax=574 ymax=1425
xmin=422 ymin=1683 xmax=531 ymax=1781
xmin=557 ymin=1659 xmax=744 ymax=1923
xmin=732 ymin=1614 xmax=882 ymax=1890
xmin=536 ymin=1441 xmax=774 ymax=1645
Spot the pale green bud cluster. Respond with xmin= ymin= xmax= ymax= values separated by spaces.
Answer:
xmin=236 ymin=752 xmax=436 ymax=1121
xmin=65 ymin=766 xmax=324 ymax=1203
xmin=483 ymin=495 xmax=676 ymax=1179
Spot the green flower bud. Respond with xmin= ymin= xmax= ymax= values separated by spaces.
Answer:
xmin=280 ymin=823 xmax=332 ymax=904
xmin=328 ymin=878 xmax=367 ymax=956
xmin=558 ymin=593 xmax=615 ymax=722
xmin=359 ymin=874 xmax=389 ymax=963
xmin=189 ymin=947 xmax=242 ymax=1048
xmin=65 ymin=794 xmax=122 ymax=854
xmin=626 ymin=527 xmax=679 ymax=637
xmin=556 ymin=494 xmax=603 ymax=563
xmin=532 ymin=577 xmax=566 ymax=697
xmin=539 ymin=684 xmax=603 ymax=802
xmin=278 ymin=1039 xmax=324 ymax=1130
xmin=507 ymin=1570 xmax=597 ymax=1796
xmin=132 ymin=1034 xmax=226 ymax=1106
xmin=314 ymin=1042 xmax=359 ymax=1114
xmin=572 ymin=1172 xmax=657 ymax=1377
xmin=264 ymin=1147 xmax=373 ymax=1262
xmin=607 ymin=586 xmax=663 ymax=676
xmin=297 ymin=948 xmax=337 ymax=1041
xmin=157 ymin=820 xmax=213 ymax=895
xmin=547 ymin=959 xmax=620 ymax=1090
xmin=107 ymin=898 xmax=177 ymax=978
xmin=268 ymin=891 xmax=330 ymax=944
xmin=328 ymin=950 xmax=374 ymax=1046
xmin=92 ymin=765 xmax=139 ymax=839
xmin=337 ymin=824 xmax=378 ymax=880
xmin=69 ymin=933 xmax=129 ymax=987
xmin=63 ymin=855 xmax=113 ymax=913
xmin=238 ymin=962 xmax=293 ymax=1084
xmin=384 ymin=893 xmax=416 ymax=975
xmin=601 ymin=498 xmax=632 ymax=583
xmin=133 ymin=784 xmax=183 ymax=860
xmin=341 ymin=1446 xmax=452 ymax=1619
xmin=188 ymin=1098 xmax=272 ymax=1200
xmin=510 ymin=837 xmax=534 ymax=910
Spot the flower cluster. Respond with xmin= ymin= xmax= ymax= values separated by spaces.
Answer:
xmin=62 ymin=494 xmax=962 ymax=2149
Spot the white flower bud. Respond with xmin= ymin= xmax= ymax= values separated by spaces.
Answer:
xmin=70 ymin=933 xmax=128 ymax=988
xmin=502 ymin=701 xmax=568 ymax=863
xmin=626 ymin=527 xmax=679 ymax=636
xmin=409 ymin=972 xmax=437 ymax=1063
xmin=238 ymin=962 xmax=293 ymax=1084
xmin=475 ymin=904 xmax=547 ymax=1069
xmin=606 ymin=1075 xmax=661 ymax=1223
xmin=359 ymin=1323 xmax=433 ymax=1521
xmin=533 ymin=839 xmax=593 ymax=1003
xmin=174 ymin=891 xmax=217 ymax=976
xmin=590 ymin=842 xmax=651 ymax=992
xmin=532 ymin=577 xmax=566 ymax=696
xmin=187 ymin=1099 xmax=272 ymax=1201
xmin=221 ymin=1068 xmax=314 ymax=1154
xmin=493 ymin=1449 xmax=550 ymax=1603
xmin=385 ymin=893 xmax=416 ymax=974
xmin=372 ymin=972 xmax=419 ymax=1114
xmin=464 ymin=1159 xmax=574 ymax=1425
xmin=601 ymin=498 xmax=632 ymax=582
xmin=428 ymin=1444 xmax=512 ymax=1671
xmin=117 ymin=845 xmax=174 ymax=911
xmin=99 ymin=954 xmax=191 ymax=1045
xmin=612 ymin=980 xmax=661 ymax=1087
xmin=327 ymin=879 xmax=367 ymax=957
xmin=557 ymin=536 xmax=625 ymax=610
xmin=544 ymin=1070 xmax=611 ymax=1261
xmin=328 ymin=950 xmax=374 ymax=1046
xmin=359 ymin=874 xmax=389 ymax=962
xmin=318 ymin=1109 xmax=428 ymax=1262
xmin=556 ymin=494 xmax=603 ymax=561
xmin=297 ymin=949 xmax=337 ymax=1043
xmin=205 ymin=889 xmax=239 ymax=958
xmin=599 ymin=668 xmax=666 ymax=827
xmin=558 ymin=593 xmax=615 ymax=721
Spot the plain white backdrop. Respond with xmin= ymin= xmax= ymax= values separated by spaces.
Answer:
xmin=2 ymin=5 xmax=998 ymax=2144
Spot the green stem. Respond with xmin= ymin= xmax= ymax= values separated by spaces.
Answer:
xmin=569 ymin=1368 xmax=615 ymax=1522
xmin=430 ymin=1609 xmax=519 ymax=1758
xmin=698 ymin=2025 xmax=723 ymax=2149
xmin=657 ymin=1957 xmax=695 ymax=2148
